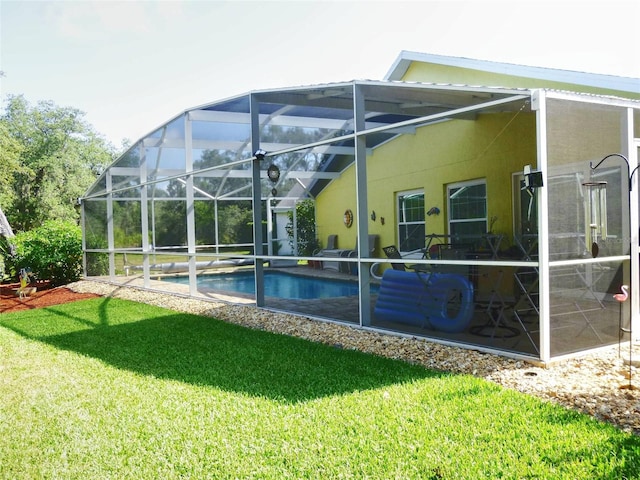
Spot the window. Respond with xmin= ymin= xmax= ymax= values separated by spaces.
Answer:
xmin=397 ymin=189 xmax=425 ymax=252
xmin=447 ymin=180 xmax=487 ymax=238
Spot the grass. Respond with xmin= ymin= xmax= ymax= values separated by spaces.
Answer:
xmin=1 ymin=298 xmax=639 ymax=479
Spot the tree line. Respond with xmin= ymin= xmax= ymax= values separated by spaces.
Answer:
xmin=0 ymin=95 xmax=119 ymax=283
xmin=1 ymin=95 xmax=119 ymax=233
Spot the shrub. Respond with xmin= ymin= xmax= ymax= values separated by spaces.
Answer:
xmin=7 ymin=220 xmax=83 ymax=286
xmin=85 ymin=233 xmax=109 ymax=276
xmin=286 ymin=199 xmax=320 ymax=256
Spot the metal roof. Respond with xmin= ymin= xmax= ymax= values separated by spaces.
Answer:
xmin=385 ymin=51 xmax=640 ymax=94
xmin=84 ymin=77 xmax=640 ymax=205
xmin=84 ymin=80 xmax=533 ymax=202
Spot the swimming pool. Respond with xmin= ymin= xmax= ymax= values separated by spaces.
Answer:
xmin=166 ymin=271 xmax=378 ymax=300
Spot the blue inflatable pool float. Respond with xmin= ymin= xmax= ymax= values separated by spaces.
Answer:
xmin=373 ymin=269 xmax=474 ymax=333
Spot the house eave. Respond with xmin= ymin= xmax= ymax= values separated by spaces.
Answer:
xmin=385 ymin=51 xmax=640 ymax=95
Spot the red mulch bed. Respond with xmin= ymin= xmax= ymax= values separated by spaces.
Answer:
xmin=0 ymin=281 xmax=102 ymax=313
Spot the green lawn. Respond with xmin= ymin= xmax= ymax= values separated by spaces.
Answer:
xmin=1 ymin=298 xmax=638 ymax=479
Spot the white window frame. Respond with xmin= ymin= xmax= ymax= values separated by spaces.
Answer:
xmin=396 ymin=189 xmax=425 ymax=254
xmin=447 ymin=179 xmax=487 ymax=238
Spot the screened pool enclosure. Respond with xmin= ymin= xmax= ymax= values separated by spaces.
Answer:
xmin=81 ymin=80 xmax=640 ymax=363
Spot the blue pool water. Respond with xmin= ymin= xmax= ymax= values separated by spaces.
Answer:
xmin=166 ymin=271 xmax=378 ymax=300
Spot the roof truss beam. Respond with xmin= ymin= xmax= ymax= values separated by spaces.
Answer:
xmin=109 ymin=167 xmax=340 ymax=180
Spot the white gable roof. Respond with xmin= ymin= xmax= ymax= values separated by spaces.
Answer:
xmin=385 ymin=51 xmax=640 ymax=94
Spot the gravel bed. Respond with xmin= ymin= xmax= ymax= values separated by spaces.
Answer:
xmin=68 ymin=280 xmax=640 ymax=435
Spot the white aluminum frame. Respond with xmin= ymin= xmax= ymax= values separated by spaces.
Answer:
xmin=80 ymin=80 xmax=640 ymax=364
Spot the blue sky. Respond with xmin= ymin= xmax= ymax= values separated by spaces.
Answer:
xmin=1 ymin=0 xmax=638 ymax=147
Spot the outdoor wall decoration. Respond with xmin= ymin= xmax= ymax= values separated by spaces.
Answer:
xmin=343 ymin=209 xmax=353 ymax=228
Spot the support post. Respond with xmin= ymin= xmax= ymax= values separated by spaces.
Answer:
xmin=354 ymin=83 xmax=371 ymax=326
xmin=251 ymin=94 xmax=265 ymax=306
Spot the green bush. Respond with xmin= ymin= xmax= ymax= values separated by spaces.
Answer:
xmin=286 ymin=199 xmax=320 ymax=256
xmin=7 ymin=220 xmax=83 ymax=286
xmin=85 ymin=233 xmax=109 ymax=276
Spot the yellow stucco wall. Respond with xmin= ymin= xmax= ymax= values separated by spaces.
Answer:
xmin=315 ymin=166 xmax=357 ymax=251
xmin=315 ymin=111 xmax=536 ymax=254
xmin=403 ymin=63 xmax=640 ymax=100
xmin=314 ymin=59 xmax=637 ymax=255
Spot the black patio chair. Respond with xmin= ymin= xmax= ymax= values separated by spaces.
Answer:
xmin=382 ymin=245 xmax=407 ymax=271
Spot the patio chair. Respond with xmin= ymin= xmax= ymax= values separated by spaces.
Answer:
xmin=382 ymin=245 xmax=407 ymax=271
xmin=343 ymin=235 xmax=380 ymax=274
xmin=367 ymin=234 xmax=379 ymax=257
xmin=312 ymin=235 xmax=338 ymax=256
xmin=311 ymin=235 xmax=339 ymax=269
xmin=347 ymin=235 xmax=379 ymax=257
xmin=431 ymin=243 xmax=473 ymax=276
xmin=381 ymin=244 xmax=435 ymax=286
xmin=312 ymin=234 xmax=337 ymax=253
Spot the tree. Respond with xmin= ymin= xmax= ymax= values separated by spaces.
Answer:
xmin=0 ymin=121 xmax=23 ymax=213
xmin=0 ymin=95 xmax=116 ymax=232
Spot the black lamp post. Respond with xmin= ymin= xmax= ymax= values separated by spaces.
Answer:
xmin=590 ymin=153 xmax=639 ymax=389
